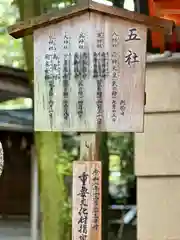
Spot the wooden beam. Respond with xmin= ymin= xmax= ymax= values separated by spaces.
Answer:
xmin=72 ymin=133 xmax=101 ymax=240
xmin=8 ymin=1 xmax=174 ymax=39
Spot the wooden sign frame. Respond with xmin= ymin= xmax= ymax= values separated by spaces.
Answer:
xmin=8 ymin=0 xmax=174 ymax=39
xmin=33 ymin=12 xmax=147 ymax=132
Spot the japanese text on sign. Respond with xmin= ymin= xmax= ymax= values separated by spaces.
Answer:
xmin=34 ymin=13 xmax=147 ymax=132
xmin=72 ymin=161 xmax=101 ymax=240
xmin=92 ymin=168 xmax=100 ymax=230
xmin=77 ymin=171 xmax=89 ymax=239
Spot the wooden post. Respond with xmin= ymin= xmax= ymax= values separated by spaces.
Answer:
xmin=79 ymin=133 xmax=100 ymax=161
xmin=73 ymin=133 xmax=102 ymax=240
xmin=31 ymin=146 xmax=39 ymax=240
xmin=73 ymin=132 xmax=109 ymax=240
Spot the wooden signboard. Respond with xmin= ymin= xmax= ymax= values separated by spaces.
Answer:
xmin=34 ymin=12 xmax=147 ymax=133
xmin=72 ymin=161 xmax=101 ymax=240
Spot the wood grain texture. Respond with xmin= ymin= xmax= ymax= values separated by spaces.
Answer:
xmin=34 ymin=12 xmax=147 ymax=132
xmin=80 ymin=133 xmax=101 ymax=162
xmin=8 ymin=1 xmax=174 ymax=39
xmin=72 ymin=161 xmax=101 ymax=240
xmin=80 ymin=133 xmax=97 ymax=161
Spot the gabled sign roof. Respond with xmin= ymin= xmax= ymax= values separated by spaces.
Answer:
xmin=8 ymin=0 xmax=174 ymax=39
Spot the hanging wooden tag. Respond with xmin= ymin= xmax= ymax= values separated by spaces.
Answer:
xmin=72 ymin=161 xmax=101 ymax=240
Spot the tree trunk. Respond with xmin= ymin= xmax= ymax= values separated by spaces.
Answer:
xmin=35 ymin=132 xmax=66 ymax=240
xmin=16 ymin=1 xmax=68 ymax=239
xmin=100 ymin=133 xmax=109 ymax=240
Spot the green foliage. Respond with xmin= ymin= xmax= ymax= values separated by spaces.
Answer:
xmin=109 ymin=154 xmax=120 ymax=172
xmin=108 ymin=133 xmax=134 ymax=176
xmin=0 ymin=0 xmax=24 ymax=68
xmin=0 ymin=97 xmax=32 ymax=109
xmin=0 ymin=0 xmax=75 ymax=68
xmin=56 ymin=150 xmax=73 ymax=176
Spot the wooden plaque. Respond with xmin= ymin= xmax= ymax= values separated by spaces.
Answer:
xmin=72 ymin=161 xmax=101 ymax=240
xmin=34 ymin=12 xmax=147 ymax=132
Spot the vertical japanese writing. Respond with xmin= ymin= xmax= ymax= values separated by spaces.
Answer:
xmin=96 ymin=31 xmax=104 ymax=48
xmin=123 ymin=27 xmax=141 ymax=117
xmin=64 ymin=32 xmax=70 ymax=49
xmin=125 ymin=50 xmax=139 ymax=66
xmin=63 ymin=53 xmax=71 ymax=121
xmin=93 ymin=42 xmax=109 ymax=125
xmin=74 ymin=52 xmax=81 ymax=78
xmin=112 ymin=32 xmax=120 ymax=48
xmin=125 ymin=28 xmax=140 ymax=67
xmin=48 ymin=36 xmax=56 ymax=51
xmin=74 ymin=51 xmax=89 ymax=119
xmin=62 ymin=31 xmax=71 ymax=122
xmin=93 ymin=52 xmax=109 ymax=78
xmin=120 ymin=100 xmax=126 ymax=116
xmin=125 ymin=28 xmax=141 ymax=42
xmin=79 ymin=32 xmax=86 ymax=49
xmin=111 ymin=52 xmax=120 ymax=122
xmin=44 ymin=36 xmax=61 ymax=128
xmin=91 ymin=167 xmax=100 ymax=231
xmin=77 ymin=172 xmax=89 ymax=240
